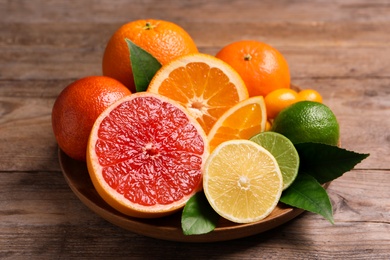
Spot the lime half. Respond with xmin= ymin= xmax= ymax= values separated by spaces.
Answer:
xmin=250 ymin=132 xmax=299 ymax=190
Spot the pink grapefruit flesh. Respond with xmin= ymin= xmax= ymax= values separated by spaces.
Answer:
xmin=87 ymin=92 xmax=209 ymax=218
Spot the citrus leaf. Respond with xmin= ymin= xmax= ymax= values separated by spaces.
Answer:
xmin=181 ymin=192 xmax=219 ymax=235
xmin=295 ymin=142 xmax=370 ymax=184
xmin=125 ymin=38 xmax=161 ymax=92
xmin=280 ymin=172 xmax=334 ymax=224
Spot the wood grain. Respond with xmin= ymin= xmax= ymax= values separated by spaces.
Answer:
xmin=0 ymin=0 xmax=389 ymax=258
xmin=0 ymin=170 xmax=388 ymax=258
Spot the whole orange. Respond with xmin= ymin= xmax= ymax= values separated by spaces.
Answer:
xmin=52 ymin=76 xmax=131 ymax=161
xmin=102 ymin=19 xmax=199 ymax=92
xmin=215 ymin=40 xmax=291 ymax=97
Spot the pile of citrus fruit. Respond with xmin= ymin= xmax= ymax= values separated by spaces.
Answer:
xmin=52 ymin=19 xmax=340 ymax=225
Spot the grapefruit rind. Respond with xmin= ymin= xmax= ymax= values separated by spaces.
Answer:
xmin=87 ymin=92 xmax=209 ymax=218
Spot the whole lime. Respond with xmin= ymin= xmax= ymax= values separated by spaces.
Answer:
xmin=271 ymin=101 xmax=339 ymax=146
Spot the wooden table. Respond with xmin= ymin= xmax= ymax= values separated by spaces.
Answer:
xmin=1 ymin=0 xmax=389 ymax=258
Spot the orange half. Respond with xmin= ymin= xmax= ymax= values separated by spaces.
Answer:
xmin=147 ymin=53 xmax=249 ymax=134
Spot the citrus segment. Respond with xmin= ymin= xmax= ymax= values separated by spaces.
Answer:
xmin=147 ymin=53 xmax=249 ymax=134
xmin=207 ymin=96 xmax=267 ymax=152
xmin=250 ymin=132 xmax=299 ymax=190
xmin=203 ymin=140 xmax=283 ymax=223
xmin=87 ymin=92 xmax=209 ymax=218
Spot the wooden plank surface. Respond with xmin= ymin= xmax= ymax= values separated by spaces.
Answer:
xmin=1 ymin=0 xmax=389 ymax=258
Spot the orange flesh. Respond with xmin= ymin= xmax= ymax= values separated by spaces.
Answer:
xmin=209 ymin=103 xmax=263 ymax=149
xmin=155 ymin=62 xmax=242 ymax=134
xmin=94 ymin=96 xmax=205 ymax=206
xmin=207 ymin=96 xmax=266 ymax=152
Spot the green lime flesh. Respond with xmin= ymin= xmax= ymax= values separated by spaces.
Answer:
xmin=250 ymin=131 xmax=299 ymax=190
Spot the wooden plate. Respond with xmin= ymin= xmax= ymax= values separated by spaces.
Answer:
xmin=59 ymin=149 xmax=316 ymax=243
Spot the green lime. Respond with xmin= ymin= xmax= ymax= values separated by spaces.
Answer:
xmin=271 ymin=101 xmax=339 ymax=146
xmin=250 ymin=131 xmax=299 ymax=190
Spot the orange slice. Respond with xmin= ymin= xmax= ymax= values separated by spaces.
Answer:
xmin=207 ymin=96 xmax=267 ymax=152
xmin=147 ymin=53 xmax=249 ymax=134
xmin=87 ymin=92 xmax=209 ymax=218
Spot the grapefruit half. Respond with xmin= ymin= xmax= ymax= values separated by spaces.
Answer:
xmin=87 ymin=92 xmax=209 ymax=218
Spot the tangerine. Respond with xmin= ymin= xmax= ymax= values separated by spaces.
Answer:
xmin=265 ymin=120 xmax=272 ymax=131
xmin=264 ymin=88 xmax=298 ymax=119
xmin=215 ymin=40 xmax=291 ymax=97
xmin=298 ymin=89 xmax=323 ymax=103
xmin=51 ymin=76 xmax=131 ymax=161
xmin=102 ymin=19 xmax=198 ymax=92
xmin=87 ymin=92 xmax=209 ymax=218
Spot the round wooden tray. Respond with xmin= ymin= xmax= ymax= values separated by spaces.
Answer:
xmin=59 ymin=149 xmax=311 ymax=243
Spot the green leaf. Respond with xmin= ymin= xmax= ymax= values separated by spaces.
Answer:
xmin=295 ymin=142 xmax=369 ymax=184
xmin=125 ymin=38 xmax=162 ymax=92
xmin=280 ymin=172 xmax=334 ymax=224
xmin=181 ymin=192 xmax=220 ymax=235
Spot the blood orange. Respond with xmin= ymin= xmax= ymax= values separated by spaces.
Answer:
xmin=86 ymin=92 xmax=209 ymax=218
